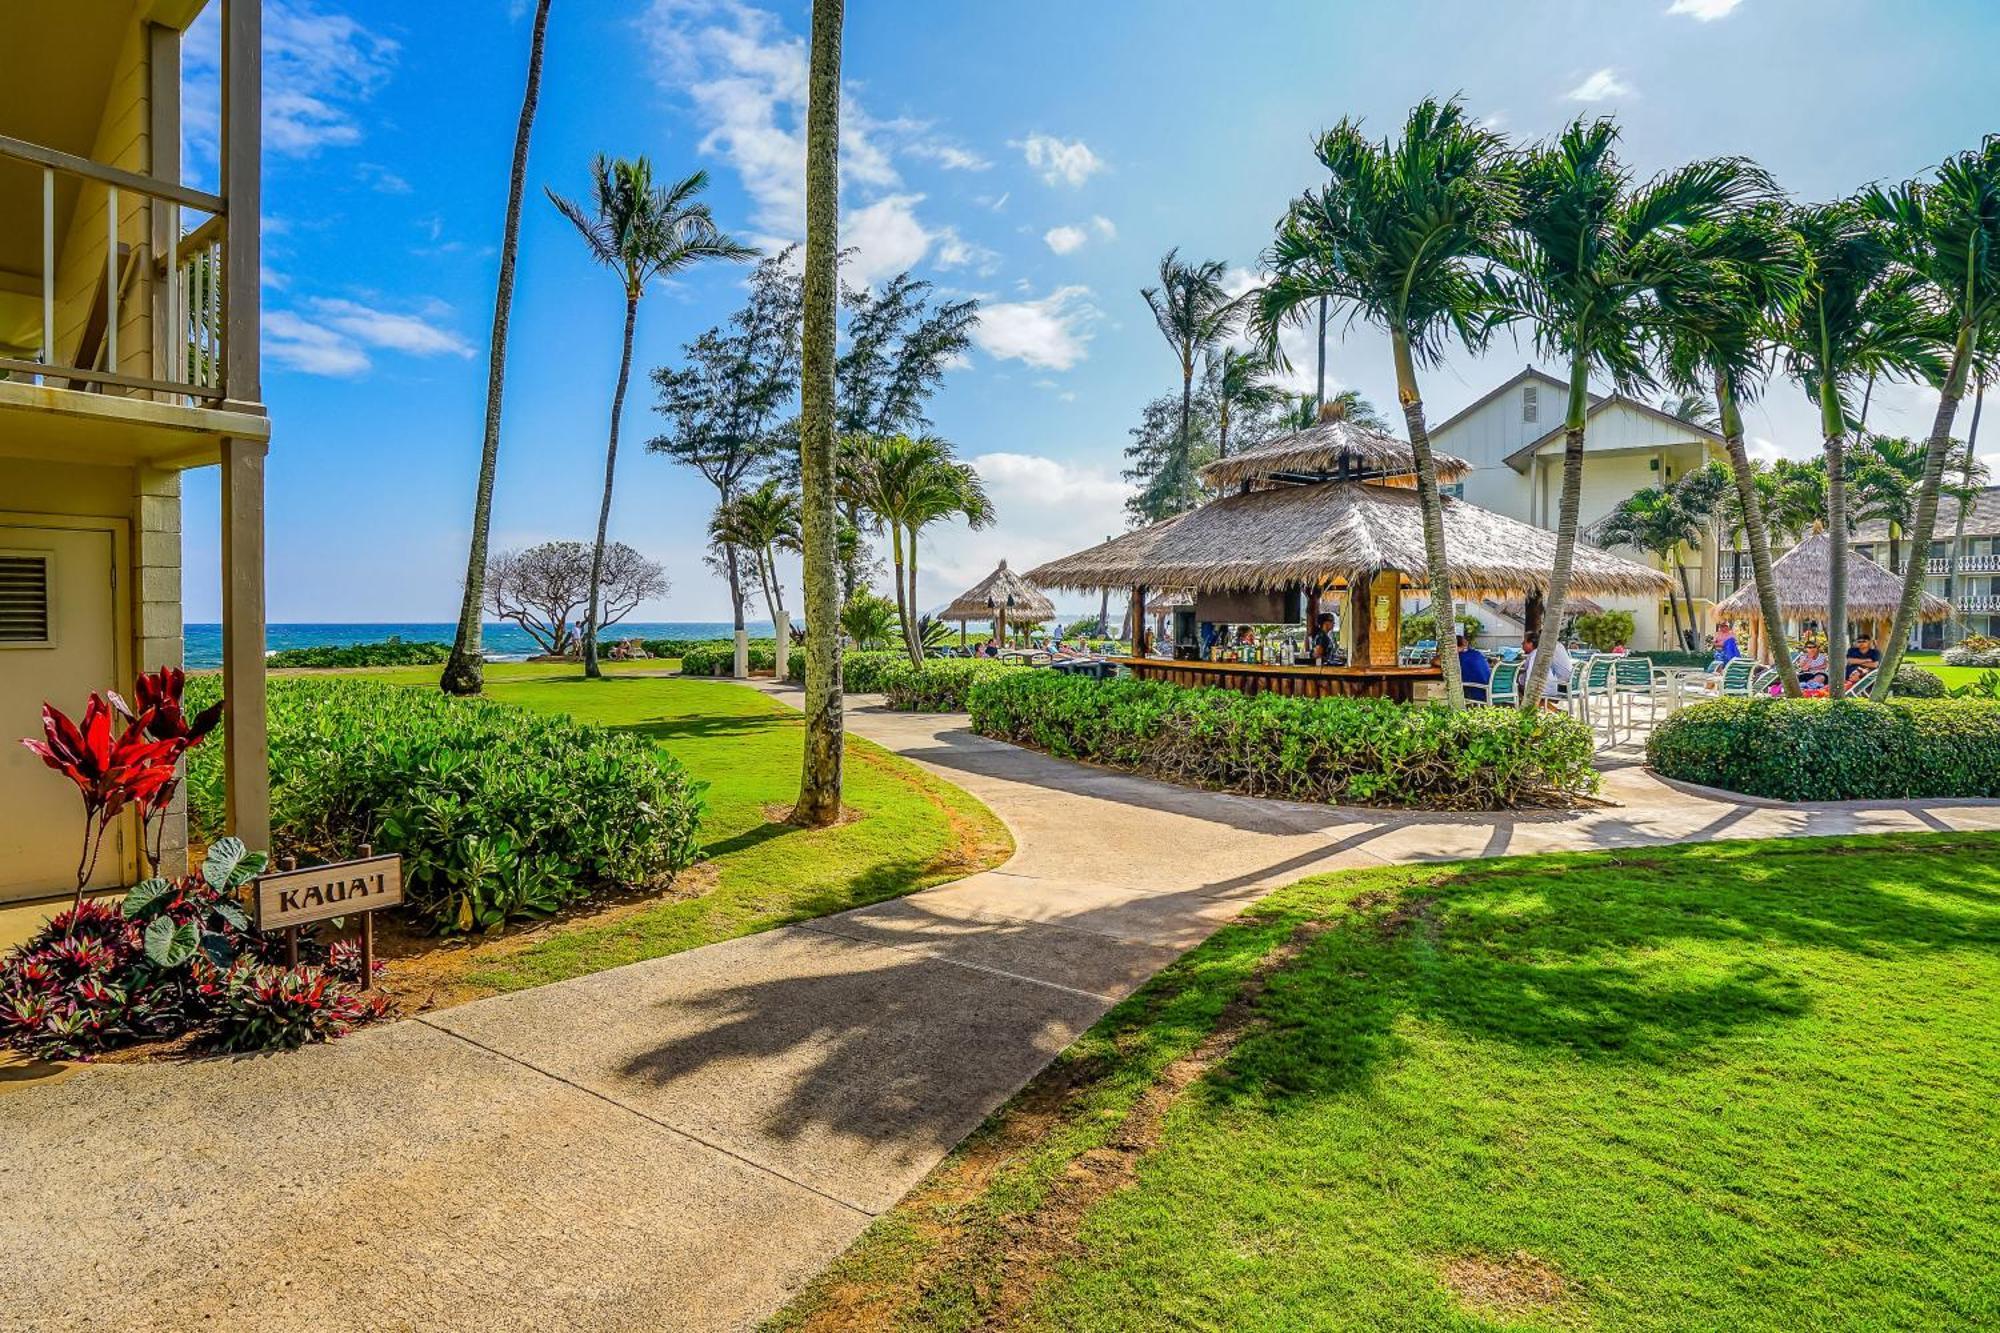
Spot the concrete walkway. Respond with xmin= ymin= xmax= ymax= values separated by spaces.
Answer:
xmin=4 ymin=687 xmax=1997 ymax=1333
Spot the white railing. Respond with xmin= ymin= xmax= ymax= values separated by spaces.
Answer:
xmin=1929 ymin=555 xmax=2000 ymax=575
xmin=0 ymin=133 xmax=228 ymax=405
xmin=1958 ymin=593 xmax=2000 ymax=614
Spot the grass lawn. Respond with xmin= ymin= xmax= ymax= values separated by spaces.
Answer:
xmin=1903 ymin=650 xmax=1996 ymax=692
xmin=356 ymin=663 xmax=1010 ymax=998
xmin=775 ymin=831 xmax=2000 ymax=1332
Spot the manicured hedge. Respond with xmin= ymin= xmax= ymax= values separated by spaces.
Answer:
xmin=1646 ymin=697 xmax=2000 ymax=801
xmin=875 ymin=657 xmax=1017 ymax=711
xmin=1889 ymin=665 xmax=1945 ymax=698
xmin=968 ymin=672 xmax=1599 ymax=809
xmin=185 ymin=677 xmax=703 ymax=933
xmin=267 ymin=637 xmax=452 ymax=668
xmin=645 ymin=635 xmax=775 ymax=661
xmin=680 ymin=642 xmax=778 ymax=675
xmin=1631 ymin=650 xmax=1712 ymax=669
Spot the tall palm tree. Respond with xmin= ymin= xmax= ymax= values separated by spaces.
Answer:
xmin=1497 ymin=119 xmax=1768 ymax=707
xmin=1600 ymin=486 xmax=1702 ymax=649
xmin=1867 ymin=137 xmax=2000 ymax=692
xmin=1252 ymin=98 xmax=1514 ymax=706
xmin=1946 ymin=366 xmax=1992 ymax=642
xmin=846 ymin=434 xmax=994 ymax=665
xmin=1144 ymin=250 xmax=1239 ymax=491
xmin=549 ymin=157 xmax=753 ymax=678
xmin=1776 ymin=200 xmax=1938 ymax=697
xmin=794 ymin=0 xmax=844 ymax=825
xmin=1211 ymin=347 xmax=1283 ymax=459
xmin=709 ymin=480 xmax=801 ymax=679
xmin=441 ymin=0 xmax=554 ymax=697
xmin=1769 ymin=457 xmax=1830 ymax=544
xmin=1850 ymin=434 xmax=1928 ymax=571
xmin=1652 ymin=207 xmax=1805 ymax=694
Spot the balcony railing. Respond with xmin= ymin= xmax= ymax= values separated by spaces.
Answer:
xmin=0 ymin=133 xmax=230 ymax=406
xmin=1959 ymin=593 xmax=2000 ymax=614
xmin=1927 ymin=554 xmax=2000 ymax=575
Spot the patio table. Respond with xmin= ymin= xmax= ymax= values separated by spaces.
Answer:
xmin=1657 ymin=666 xmax=1714 ymax=710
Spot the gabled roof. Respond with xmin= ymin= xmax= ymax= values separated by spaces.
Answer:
xmin=1427 ymin=365 xmax=1591 ymax=441
xmin=1501 ymin=392 xmax=1725 ymax=472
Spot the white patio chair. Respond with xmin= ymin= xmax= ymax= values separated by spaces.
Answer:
xmin=1609 ymin=656 xmax=1664 ymax=744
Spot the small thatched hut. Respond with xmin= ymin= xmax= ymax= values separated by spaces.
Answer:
xmin=1200 ymin=414 xmax=1471 ymax=491
xmin=939 ymin=559 xmax=1057 ymax=647
xmin=1713 ymin=531 xmax=1951 ymax=654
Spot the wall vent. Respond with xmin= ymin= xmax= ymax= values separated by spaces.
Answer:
xmin=0 ymin=551 xmax=53 ymax=646
xmin=1522 ymin=384 xmax=1539 ymax=423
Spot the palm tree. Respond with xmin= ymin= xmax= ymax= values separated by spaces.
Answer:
xmin=1657 ymin=391 xmax=1722 ymax=432
xmin=1776 ymin=200 xmax=1938 ymax=696
xmin=549 ymin=157 xmax=753 ymax=678
xmin=1144 ymin=250 xmax=1240 ymax=493
xmin=1497 ymin=119 xmax=1768 ymax=707
xmin=1600 ymin=486 xmax=1703 ymax=649
xmin=1251 ymin=97 xmax=1515 ymax=706
xmin=1850 ymin=434 xmax=1928 ymax=571
xmin=1652 ymin=207 xmax=1804 ymax=694
xmin=1769 ymin=457 xmax=1830 ymax=544
xmin=1867 ymin=137 xmax=2000 ymax=692
xmin=794 ymin=0 xmax=844 ymax=825
xmin=845 ymin=433 xmax=994 ymax=665
xmin=1211 ymin=347 xmax=1283 ymax=459
xmin=709 ymin=480 xmax=801 ymax=678
xmin=442 ymin=0 xmax=554 ymax=697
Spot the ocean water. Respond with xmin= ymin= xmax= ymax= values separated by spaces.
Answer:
xmin=181 ymin=622 xmax=781 ymax=670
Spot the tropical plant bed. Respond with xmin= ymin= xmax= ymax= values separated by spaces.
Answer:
xmin=774 ymin=831 xmax=2000 ymax=1332
xmin=968 ymin=671 xmax=1599 ymax=809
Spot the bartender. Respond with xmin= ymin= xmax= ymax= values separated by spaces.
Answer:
xmin=1309 ymin=612 xmax=1338 ymax=665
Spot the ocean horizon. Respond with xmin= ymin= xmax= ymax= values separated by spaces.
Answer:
xmin=181 ymin=622 xmax=785 ymax=670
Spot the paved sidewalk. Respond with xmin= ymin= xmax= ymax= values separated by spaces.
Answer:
xmin=3 ymin=687 xmax=1996 ymax=1332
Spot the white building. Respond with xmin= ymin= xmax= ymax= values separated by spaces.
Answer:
xmin=1427 ymin=367 xmax=1729 ymax=651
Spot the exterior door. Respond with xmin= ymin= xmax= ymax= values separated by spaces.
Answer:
xmin=0 ymin=523 xmax=124 ymax=904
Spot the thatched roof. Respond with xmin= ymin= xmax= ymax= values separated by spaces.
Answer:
xmin=1027 ymin=481 xmax=1671 ymax=598
xmin=939 ymin=559 xmax=1057 ymax=623
xmin=1713 ymin=531 xmax=1952 ymax=624
xmin=1199 ymin=415 xmax=1470 ymax=491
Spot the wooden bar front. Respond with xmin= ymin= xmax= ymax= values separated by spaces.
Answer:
xmin=1115 ymin=657 xmax=1442 ymax=702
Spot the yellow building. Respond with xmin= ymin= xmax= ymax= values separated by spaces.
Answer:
xmin=1 ymin=0 xmax=267 ymax=905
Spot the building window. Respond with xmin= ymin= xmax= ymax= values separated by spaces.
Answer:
xmin=1443 ymin=482 xmax=1465 ymax=499
xmin=1522 ymin=384 xmax=1538 ymax=423
xmin=0 ymin=550 xmax=53 ymax=647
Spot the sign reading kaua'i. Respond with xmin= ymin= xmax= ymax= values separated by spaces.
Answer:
xmin=254 ymin=854 xmax=403 ymax=931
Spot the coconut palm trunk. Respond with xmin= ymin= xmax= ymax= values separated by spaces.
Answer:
xmin=1818 ymin=372 xmax=1852 ymax=698
xmin=1716 ymin=373 xmax=1801 ymax=694
xmin=904 ymin=521 xmax=925 ymax=665
xmin=442 ymin=0 xmax=553 ymax=697
xmin=1945 ymin=380 xmax=1986 ymax=644
xmin=793 ymin=0 xmax=844 ymax=825
xmin=1522 ymin=359 xmax=1590 ymax=710
xmin=1392 ymin=332 xmax=1464 ymax=706
xmin=1875 ymin=327 xmax=1975 ymax=693
xmin=581 ymin=294 xmax=638 ymax=679
xmin=888 ymin=522 xmax=919 ymax=666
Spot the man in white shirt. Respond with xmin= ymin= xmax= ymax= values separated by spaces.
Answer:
xmin=1521 ymin=635 xmax=1573 ymax=701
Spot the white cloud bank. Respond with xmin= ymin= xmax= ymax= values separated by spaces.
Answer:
xmin=1015 ymin=133 xmax=1105 ymax=187
xmin=970 ymin=286 xmax=1100 ymax=370
xmin=915 ymin=452 xmax=1134 ymax=612
xmin=264 ymin=298 xmax=474 ymax=376
xmin=1666 ymin=0 xmax=1743 ymax=19
xmin=1565 ymin=68 xmax=1636 ymax=102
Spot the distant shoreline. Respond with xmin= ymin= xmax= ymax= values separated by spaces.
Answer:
xmin=181 ymin=621 xmax=785 ymax=670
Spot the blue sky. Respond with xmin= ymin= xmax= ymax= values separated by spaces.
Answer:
xmin=181 ymin=0 xmax=2000 ymax=623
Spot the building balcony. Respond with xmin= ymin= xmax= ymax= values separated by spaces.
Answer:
xmin=0 ymin=135 xmax=265 ymax=469
xmin=1958 ymin=593 xmax=2000 ymax=614
xmin=1927 ymin=554 xmax=2000 ymax=575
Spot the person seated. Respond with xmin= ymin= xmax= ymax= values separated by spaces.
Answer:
xmin=1846 ymin=634 xmax=1881 ymax=686
xmin=1796 ymin=643 xmax=1829 ymax=689
xmin=1520 ymin=634 xmax=1573 ymax=702
xmin=1456 ymin=632 xmax=1493 ymax=703
xmin=1710 ymin=619 xmax=1741 ymax=670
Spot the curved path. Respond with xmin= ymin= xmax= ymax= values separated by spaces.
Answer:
xmin=3 ymin=686 xmax=1996 ymax=1333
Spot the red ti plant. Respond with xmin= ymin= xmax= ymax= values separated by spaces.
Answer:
xmin=20 ymin=667 xmax=224 ymax=924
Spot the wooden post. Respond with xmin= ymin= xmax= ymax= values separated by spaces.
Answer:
xmin=219 ymin=0 xmax=260 ymax=410
xmin=1131 ymin=585 xmax=1148 ymax=657
xmin=220 ymin=437 xmax=269 ymax=852
xmin=1366 ymin=570 xmax=1402 ymax=668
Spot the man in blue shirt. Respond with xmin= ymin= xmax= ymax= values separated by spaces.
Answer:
xmin=1456 ymin=633 xmax=1493 ymax=703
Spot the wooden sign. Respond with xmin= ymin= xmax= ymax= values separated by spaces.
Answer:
xmin=254 ymin=853 xmax=403 ymax=930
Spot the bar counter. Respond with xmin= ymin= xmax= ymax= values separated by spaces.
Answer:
xmin=1114 ymin=657 xmax=1443 ymax=702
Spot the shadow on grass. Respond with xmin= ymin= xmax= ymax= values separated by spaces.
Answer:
xmin=611 ymin=713 xmax=790 ymax=745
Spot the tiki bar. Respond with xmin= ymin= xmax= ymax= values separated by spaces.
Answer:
xmin=1027 ymin=407 xmax=1670 ymax=702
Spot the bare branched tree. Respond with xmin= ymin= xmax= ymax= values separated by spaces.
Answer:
xmin=486 ymin=540 xmax=666 ymax=657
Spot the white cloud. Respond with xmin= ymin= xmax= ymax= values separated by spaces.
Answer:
xmin=907 ymin=140 xmax=991 ymax=171
xmin=1090 ymin=215 xmax=1117 ymax=240
xmin=971 ymin=286 xmax=1100 ymax=370
xmin=913 ymin=452 xmax=1134 ymax=611
xmin=1666 ymin=0 xmax=1743 ymax=18
xmin=844 ymin=194 xmax=936 ymax=286
xmin=184 ymin=0 xmax=397 ymax=161
xmin=935 ymin=228 xmax=1000 ymax=276
xmin=1565 ymin=68 xmax=1635 ymax=102
xmin=1043 ymin=225 xmax=1088 ymax=255
xmin=263 ymin=298 xmax=474 ymax=376
xmin=1015 ymin=133 xmax=1104 ymax=187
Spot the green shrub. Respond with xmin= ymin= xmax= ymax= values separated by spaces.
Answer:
xmin=967 ymin=672 xmax=1599 ymax=809
xmin=1646 ymin=697 xmax=2000 ymax=801
xmin=1889 ymin=664 xmax=1945 ymax=698
xmin=267 ymin=636 xmax=452 ymax=669
xmin=679 ymin=642 xmax=777 ymax=675
xmin=185 ymin=677 xmax=703 ymax=933
xmin=1631 ymin=650 xmax=1713 ymax=669
xmin=1400 ymin=610 xmax=1482 ymax=646
xmin=643 ymin=636 xmax=774 ymax=661
xmin=874 ymin=657 xmax=1017 ymax=711
xmin=1573 ymin=610 xmax=1637 ymax=653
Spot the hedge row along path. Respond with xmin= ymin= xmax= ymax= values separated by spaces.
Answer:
xmin=5 ymin=682 xmax=1999 ymax=1332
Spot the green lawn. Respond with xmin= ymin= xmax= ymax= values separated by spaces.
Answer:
xmin=365 ymin=663 xmax=1010 ymax=992
xmin=1903 ymin=650 xmax=1996 ymax=692
xmin=776 ymin=832 xmax=2000 ymax=1332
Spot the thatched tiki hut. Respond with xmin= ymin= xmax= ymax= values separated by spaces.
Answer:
xmin=1027 ymin=409 xmax=1669 ymax=700
xmin=1712 ymin=531 xmax=1951 ymax=656
xmin=940 ymin=559 xmax=1057 ymax=648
